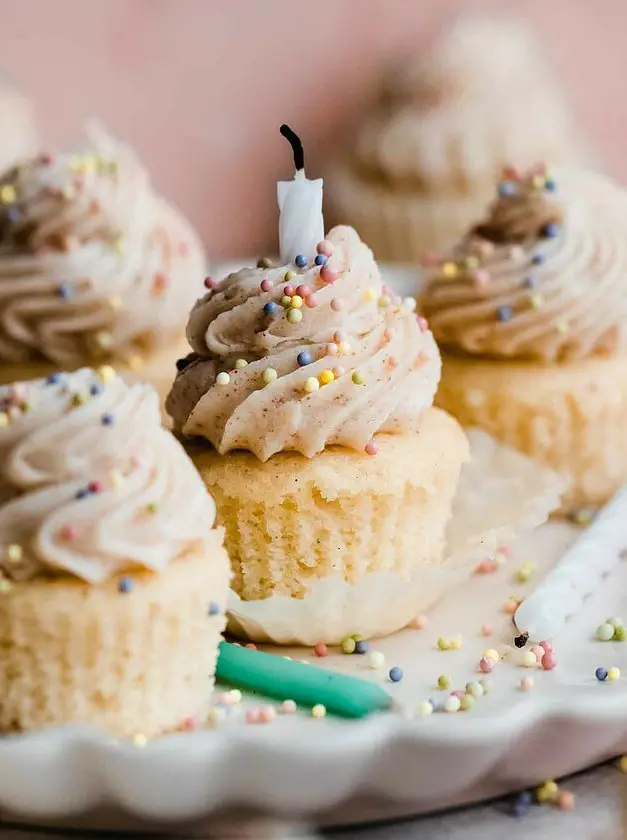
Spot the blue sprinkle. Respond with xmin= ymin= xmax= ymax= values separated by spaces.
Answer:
xmin=263 ymin=301 xmax=280 ymax=317
xmin=314 ymin=254 xmax=328 ymax=266
xmin=512 ymin=790 xmax=533 ymax=817
xmin=208 ymin=601 xmax=221 ymax=616
xmin=75 ymin=487 xmax=90 ymax=500
xmin=544 ymin=179 xmax=556 ymax=192
xmin=496 ymin=305 xmax=514 ymax=322
xmin=58 ymin=283 xmax=72 ymax=300
xmin=46 ymin=372 xmax=62 ymax=385
xmin=6 ymin=206 xmax=20 ymax=223
xmin=542 ymin=222 xmax=560 ymax=239
xmin=595 ymin=667 xmax=608 ymax=682
xmin=498 ymin=181 xmax=516 ymax=198
xmin=531 ymin=254 xmax=545 ymax=265
xmin=101 ymin=412 xmax=114 ymax=426
xmin=89 ymin=383 xmax=102 ymax=396
xmin=522 ymin=275 xmax=537 ymax=289
xmin=389 ymin=666 xmax=403 ymax=682
xmin=297 ymin=351 xmax=313 ymax=367
xmin=294 ymin=254 xmax=308 ymax=268
xmin=355 ymin=640 xmax=369 ymax=655
xmin=118 ymin=576 xmax=134 ymax=594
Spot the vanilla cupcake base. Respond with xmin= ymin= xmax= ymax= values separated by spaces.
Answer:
xmin=188 ymin=407 xmax=469 ymax=602
xmin=435 ymin=352 xmax=627 ymax=511
xmin=0 ymin=534 xmax=229 ymax=738
xmin=328 ymin=166 xmax=495 ymax=263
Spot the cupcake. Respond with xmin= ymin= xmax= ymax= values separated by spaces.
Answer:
xmin=0 ymin=124 xmax=205 ymax=401
xmin=0 ymin=367 xmax=230 ymax=737
xmin=327 ymin=18 xmax=586 ymax=263
xmin=167 ymin=225 xmax=468 ymax=606
xmin=0 ymin=73 xmax=37 ymax=172
xmin=420 ymin=165 xmax=627 ymax=511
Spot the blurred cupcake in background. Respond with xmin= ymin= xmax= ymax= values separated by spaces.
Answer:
xmin=0 ymin=72 xmax=37 ymax=172
xmin=0 ymin=123 xmax=205 ymax=401
xmin=327 ymin=17 xmax=588 ymax=263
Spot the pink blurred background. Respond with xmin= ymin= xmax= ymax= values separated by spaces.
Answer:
xmin=1 ymin=0 xmax=625 ymax=258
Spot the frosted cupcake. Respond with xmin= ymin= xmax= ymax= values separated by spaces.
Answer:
xmin=0 ymin=73 xmax=37 ymax=172
xmin=0 ymin=124 xmax=205 ymax=400
xmin=327 ymin=18 xmax=586 ymax=263
xmin=0 ymin=368 xmax=230 ymax=737
xmin=167 ymin=225 xmax=468 ymax=604
xmin=420 ymin=166 xmax=627 ymax=511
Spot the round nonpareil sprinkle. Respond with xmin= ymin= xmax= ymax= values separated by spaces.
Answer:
xmin=314 ymin=642 xmax=328 ymax=658
xmin=216 ymin=372 xmax=230 ymax=386
xmin=368 ymin=651 xmax=385 ymax=669
xmin=208 ymin=601 xmax=221 ymax=616
xmin=297 ymin=351 xmax=313 ymax=367
xmin=260 ymin=278 xmax=273 ymax=292
xmin=320 ymin=265 xmax=339 ymax=284
xmin=596 ymin=667 xmax=608 ymax=681
xmin=281 ymin=699 xmax=297 ymax=715
xmin=614 ymin=626 xmax=627 ymax=642
xmin=481 ymin=624 xmax=493 ymax=637
xmin=541 ymin=652 xmax=557 ymax=671
xmin=437 ymin=637 xmax=451 ymax=651
xmin=465 ymin=681 xmax=484 ymax=698
xmin=314 ymin=253 xmax=328 ymax=266
xmin=118 ymin=577 xmax=133 ymax=594
xmin=341 ymin=637 xmax=356 ymax=655
xmin=319 ymin=369 xmax=335 ymax=386
xmin=235 ymin=358 xmax=248 ymax=369
xmin=479 ymin=657 xmax=495 ymax=674
xmin=597 ymin=622 xmax=614 ymax=642
xmin=355 ymin=640 xmax=369 ymax=655
xmin=417 ymin=701 xmax=433 ymax=716
xmin=259 ymin=705 xmax=276 ymax=724
xmin=444 ymin=695 xmax=461 ymax=713
xmin=262 ymin=368 xmax=278 ymax=385
xmin=408 ymin=614 xmax=427 ymax=630
xmin=521 ymin=651 xmax=537 ymax=668
xmin=388 ymin=666 xmax=403 ymax=683
xmin=607 ymin=616 xmax=623 ymax=628
xmin=460 ymin=694 xmax=475 ymax=712
xmin=520 ymin=676 xmax=535 ymax=691
xmin=312 ymin=704 xmax=327 ymax=719
xmin=536 ymin=780 xmax=558 ymax=804
xmin=557 ymin=790 xmax=575 ymax=811
xmin=304 ymin=377 xmax=320 ymax=394
xmin=317 ymin=240 xmax=334 ymax=257
xmin=437 ymin=675 xmax=450 ymax=690
xmin=608 ymin=666 xmax=621 ymax=681
xmin=263 ymin=301 xmax=280 ymax=317
xmin=295 ymin=255 xmax=308 ymax=268
xmin=450 ymin=634 xmax=463 ymax=650
xmin=305 ymin=295 xmax=318 ymax=308
xmin=287 ymin=308 xmax=303 ymax=324
xmin=290 ymin=295 xmax=303 ymax=309
xmin=330 ymin=298 xmax=343 ymax=312
xmin=364 ymin=441 xmax=378 ymax=456
xmin=483 ymin=648 xmax=500 ymax=662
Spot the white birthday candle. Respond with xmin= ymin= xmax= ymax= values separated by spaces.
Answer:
xmin=277 ymin=124 xmax=324 ymax=265
xmin=514 ymin=486 xmax=627 ymax=641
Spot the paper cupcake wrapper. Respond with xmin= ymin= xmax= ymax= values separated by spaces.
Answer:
xmin=227 ymin=430 xmax=568 ymax=645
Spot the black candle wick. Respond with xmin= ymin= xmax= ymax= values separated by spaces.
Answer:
xmin=280 ymin=124 xmax=305 ymax=171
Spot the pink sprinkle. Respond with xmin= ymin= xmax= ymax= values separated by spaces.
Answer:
xmin=295 ymin=284 xmax=310 ymax=298
xmin=365 ymin=441 xmax=378 ymax=456
xmin=204 ymin=276 xmax=214 ymax=290
xmin=326 ymin=342 xmax=339 ymax=356
xmin=217 ymin=692 xmax=232 ymax=705
xmin=245 ymin=643 xmax=257 ymax=651
xmin=245 ymin=708 xmax=261 ymax=725
xmin=388 ymin=356 xmax=398 ymax=368
xmin=479 ymin=656 xmax=495 ymax=674
xmin=408 ymin=614 xmax=428 ymax=630
xmin=260 ymin=279 xmax=273 ymax=292
xmin=320 ymin=265 xmax=339 ymax=284
xmin=314 ymin=642 xmax=328 ymax=658
xmin=317 ymin=240 xmax=334 ymax=257
xmin=88 ymin=480 xmax=104 ymax=494
xmin=420 ymin=250 xmax=441 ymax=268
xmin=540 ymin=640 xmax=553 ymax=653
xmin=281 ymin=699 xmax=297 ymax=715
xmin=452 ymin=690 xmax=465 ymax=700
xmin=284 ymin=284 xmax=295 ymax=297
xmin=481 ymin=624 xmax=493 ymax=637
xmin=333 ymin=365 xmax=345 ymax=377
xmin=330 ymin=298 xmax=343 ymax=312
xmin=333 ymin=330 xmax=347 ymax=343
xmin=502 ymin=165 xmax=520 ymax=180
xmin=182 ymin=716 xmax=198 ymax=730
xmin=557 ymin=790 xmax=575 ymax=811
xmin=59 ymin=524 xmax=77 ymax=541
xmin=417 ymin=316 xmax=429 ymax=333
xmin=498 ymin=545 xmax=511 ymax=557
xmin=520 ymin=676 xmax=534 ymax=692
xmin=531 ymin=645 xmax=545 ymax=663
xmin=503 ymin=599 xmax=518 ymax=615
xmin=475 ymin=558 xmax=498 ymax=574
xmin=473 ymin=269 xmax=490 ymax=288
xmin=305 ymin=295 xmax=318 ymax=308
xmin=541 ymin=652 xmax=557 ymax=671
xmin=258 ymin=705 xmax=276 ymax=724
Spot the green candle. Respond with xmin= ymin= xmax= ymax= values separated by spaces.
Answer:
xmin=216 ymin=641 xmax=393 ymax=719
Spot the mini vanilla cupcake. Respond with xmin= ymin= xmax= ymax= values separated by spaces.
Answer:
xmin=0 ymin=123 xmax=205 ymax=401
xmin=327 ymin=18 xmax=586 ymax=262
xmin=420 ymin=166 xmax=627 ymax=511
xmin=167 ymin=226 xmax=468 ymax=606
xmin=0 ymin=72 xmax=37 ymax=172
xmin=0 ymin=368 xmax=230 ymax=737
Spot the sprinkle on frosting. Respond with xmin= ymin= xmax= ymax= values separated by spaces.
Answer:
xmin=166 ymin=226 xmax=441 ymax=460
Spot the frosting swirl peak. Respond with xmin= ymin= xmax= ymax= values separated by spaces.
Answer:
xmin=420 ymin=167 xmax=627 ymax=362
xmin=167 ymin=226 xmax=440 ymax=460
xmin=0 ymin=368 xmax=215 ymax=583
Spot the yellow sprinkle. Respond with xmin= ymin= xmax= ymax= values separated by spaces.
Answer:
xmin=108 ymin=295 xmax=122 ymax=310
xmin=287 ymin=308 xmax=303 ymax=324
xmin=530 ymin=293 xmax=545 ymax=309
xmin=483 ymin=648 xmax=500 ymax=662
xmin=536 ymin=780 xmax=558 ymax=803
xmin=319 ymin=369 xmax=335 ymax=386
xmin=216 ymin=372 xmax=231 ymax=385
xmin=608 ymin=666 xmax=621 ymax=681
xmin=280 ymin=295 xmax=292 ymax=308
xmin=0 ymin=579 xmax=12 ymax=594
xmin=437 ymin=674 xmax=450 ymax=689
xmin=450 ymin=634 xmax=463 ymax=650
xmin=262 ymin=367 xmax=278 ymax=385
xmin=95 ymin=331 xmax=113 ymax=349
xmin=378 ymin=294 xmax=391 ymax=308
xmin=114 ymin=237 xmax=125 ymax=256
xmin=617 ymin=756 xmax=627 ymax=773
xmin=71 ymin=392 xmax=87 ymax=407
xmin=289 ymin=295 xmax=303 ymax=309
xmin=555 ymin=317 xmax=569 ymax=334
xmin=304 ymin=376 xmax=319 ymax=394
xmin=127 ymin=355 xmax=143 ymax=371
xmin=108 ymin=469 xmax=123 ymax=489
xmin=0 ymin=184 xmax=16 ymax=203
xmin=97 ymin=365 xmax=116 ymax=383
xmin=437 ymin=637 xmax=451 ymax=651
xmin=0 ymin=412 xmax=8 ymax=428
xmin=463 ymin=256 xmax=480 ymax=271
xmin=532 ymin=173 xmax=546 ymax=189
xmin=132 ymin=733 xmax=148 ymax=748
xmin=62 ymin=185 xmax=76 ymax=200
xmin=442 ymin=262 xmax=458 ymax=278
xmin=6 ymin=544 xmax=23 ymax=563
xmin=338 ymin=341 xmax=352 ymax=355
xmin=311 ymin=704 xmax=327 ymax=719
xmin=365 ymin=288 xmax=378 ymax=301
xmin=417 ymin=701 xmax=433 ymax=716
xmin=516 ymin=562 xmax=536 ymax=583
xmin=352 ymin=371 xmax=365 ymax=385
xmin=235 ymin=358 xmax=248 ymax=369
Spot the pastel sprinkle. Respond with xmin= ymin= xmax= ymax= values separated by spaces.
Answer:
xmin=541 ymin=652 xmax=557 ymax=671
xmin=281 ymin=699 xmax=297 ymax=715
xmin=262 ymin=368 xmax=278 ymax=385
xmin=444 ymin=695 xmax=461 ymax=713
xmin=330 ymin=298 xmax=343 ymax=312
xmin=118 ymin=577 xmax=133 ymax=594
xmin=368 ymin=651 xmax=385 ymax=669
xmin=557 ymin=790 xmax=575 ymax=811
xmin=597 ymin=622 xmax=614 ymax=642
xmin=388 ymin=666 xmax=403 ymax=683
xmin=520 ymin=676 xmax=535 ymax=691
xmin=5 ymin=544 xmax=22 ymax=563
xmin=479 ymin=679 xmax=491 ymax=694
xmin=355 ymin=640 xmax=369 ymax=655
xmin=304 ymin=377 xmax=320 ymax=394
xmin=483 ymin=648 xmax=500 ymax=662
xmin=317 ymin=240 xmax=334 ymax=257
xmin=460 ymin=694 xmax=475 ymax=711
xmin=481 ymin=624 xmax=493 ymax=636
xmin=287 ymin=308 xmax=303 ymax=324
xmin=496 ymin=305 xmax=514 ymax=322
xmin=294 ymin=255 xmax=308 ymax=268
xmin=341 ymin=637 xmax=356 ymax=655
xmin=314 ymin=254 xmax=328 ymax=266
xmin=608 ymin=666 xmax=621 ymax=681
xmin=437 ymin=637 xmax=451 ymax=651
xmin=320 ymin=265 xmax=339 ymax=284
xmin=305 ymin=295 xmax=318 ymax=308
xmin=417 ymin=701 xmax=433 ymax=716
xmin=216 ymin=372 xmax=231 ymax=386
xmin=235 ymin=358 xmax=248 ymax=369
xmin=442 ymin=262 xmax=458 ymax=278
xmin=203 ymin=276 xmax=214 ymax=290
xmin=364 ymin=441 xmax=378 ymax=456
xmin=479 ymin=657 xmax=495 ymax=674
xmin=351 ymin=370 xmax=365 ymax=385
xmin=297 ymin=351 xmax=313 ymax=367
xmin=283 ymin=283 xmax=295 ymax=295
xmin=258 ymin=705 xmax=276 ymax=724
xmin=290 ymin=295 xmax=303 ymax=309
xmin=449 ymin=634 xmax=463 ymax=650
xmin=521 ymin=651 xmax=537 ymax=668
xmin=596 ymin=667 xmax=608 ymax=681
xmin=311 ymin=704 xmax=327 ymax=719
xmin=465 ymin=681 xmax=484 ymax=698
xmin=614 ymin=626 xmax=627 ymax=642
xmin=617 ymin=756 xmax=627 ymax=773
xmin=607 ymin=616 xmax=623 ymax=628
xmin=132 ymin=733 xmax=148 ymax=748
xmin=314 ymin=642 xmax=328 ymax=658
xmin=263 ymin=301 xmax=280 ymax=317
xmin=208 ymin=601 xmax=221 ymax=616
xmin=408 ymin=614 xmax=427 ymax=630
xmin=295 ymin=285 xmax=311 ymax=298
xmin=437 ymin=675 xmax=450 ymax=690
xmin=319 ymin=369 xmax=335 ymax=386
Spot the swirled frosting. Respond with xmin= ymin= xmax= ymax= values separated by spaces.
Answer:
xmin=346 ymin=19 xmax=585 ymax=192
xmin=0 ymin=368 xmax=216 ymax=583
xmin=420 ymin=167 xmax=627 ymax=362
xmin=166 ymin=226 xmax=440 ymax=460
xmin=0 ymin=124 xmax=205 ymax=366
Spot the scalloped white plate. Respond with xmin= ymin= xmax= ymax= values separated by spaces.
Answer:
xmin=2 ymin=264 xmax=626 ymax=832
